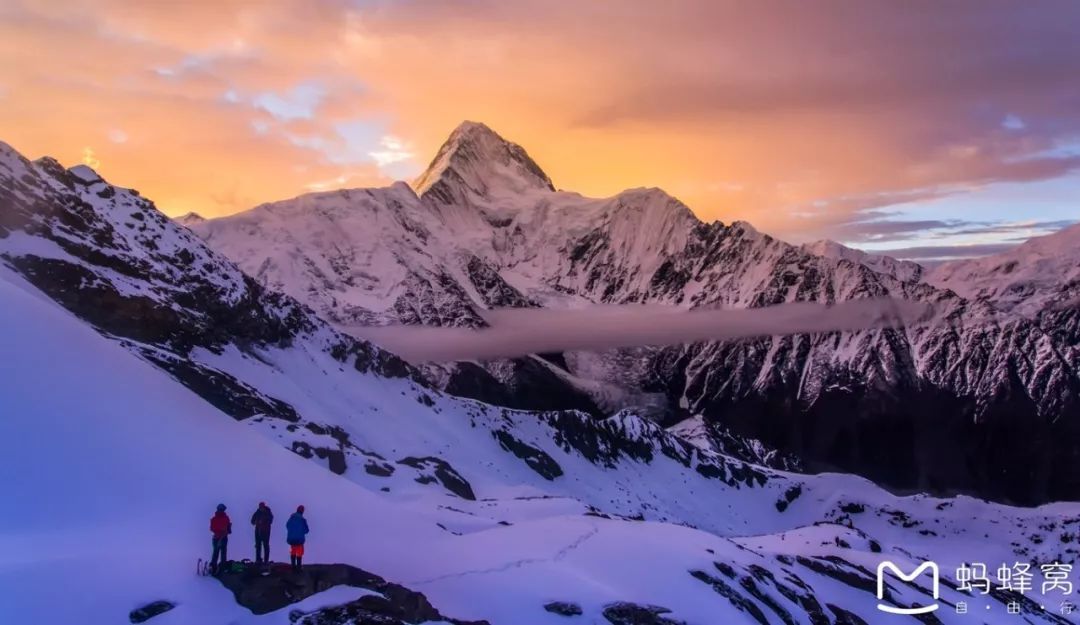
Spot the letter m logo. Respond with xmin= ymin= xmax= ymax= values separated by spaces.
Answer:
xmin=876 ymin=561 xmax=940 ymax=615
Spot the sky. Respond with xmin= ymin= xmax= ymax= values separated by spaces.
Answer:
xmin=1 ymin=0 xmax=1078 ymax=260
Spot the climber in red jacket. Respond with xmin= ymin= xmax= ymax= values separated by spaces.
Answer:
xmin=209 ymin=503 xmax=232 ymax=574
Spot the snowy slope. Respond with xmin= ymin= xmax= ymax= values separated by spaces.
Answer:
xmin=185 ymin=123 xmax=1080 ymax=504
xmin=0 ymin=264 xmax=455 ymax=624
xmin=6 ymin=254 xmax=1080 ymax=625
xmin=928 ymin=222 xmax=1080 ymax=317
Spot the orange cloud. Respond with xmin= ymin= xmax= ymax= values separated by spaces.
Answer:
xmin=2 ymin=0 xmax=1078 ymax=241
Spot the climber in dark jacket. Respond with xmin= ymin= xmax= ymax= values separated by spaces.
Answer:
xmin=285 ymin=505 xmax=310 ymax=573
xmin=250 ymin=502 xmax=273 ymax=564
xmin=209 ymin=503 xmax=232 ymax=574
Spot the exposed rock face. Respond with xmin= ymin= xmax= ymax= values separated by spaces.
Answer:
xmin=184 ymin=123 xmax=1080 ymax=504
xmin=213 ymin=562 xmax=487 ymax=624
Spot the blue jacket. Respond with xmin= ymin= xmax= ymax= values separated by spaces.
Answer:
xmin=286 ymin=513 xmax=309 ymax=545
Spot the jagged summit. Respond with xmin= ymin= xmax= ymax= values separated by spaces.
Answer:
xmin=412 ymin=121 xmax=555 ymax=202
xmin=175 ymin=211 xmax=207 ymax=227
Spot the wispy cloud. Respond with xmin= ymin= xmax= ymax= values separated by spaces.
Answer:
xmin=940 ymin=219 xmax=1078 ymax=239
xmin=252 ymin=82 xmax=326 ymax=122
xmin=872 ymin=243 xmax=1018 ymax=262
xmin=359 ymin=299 xmax=936 ymax=363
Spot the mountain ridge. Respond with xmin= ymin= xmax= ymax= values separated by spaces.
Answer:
xmin=928 ymin=221 xmax=1080 ymax=316
xmin=177 ymin=123 xmax=1080 ymax=504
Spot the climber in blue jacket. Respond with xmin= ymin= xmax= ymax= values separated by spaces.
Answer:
xmin=285 ymin=505 xmax=309 ymax=573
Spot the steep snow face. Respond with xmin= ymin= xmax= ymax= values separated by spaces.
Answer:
xmin=928 ymin=222 xmax=1080 ymax=317
xmin=195 ymin=182 xmax=442 ymax=328
xmin=802 ymin=239 xmax=924 ymax=283
xmin=182 ymin=125 xmax=1080 ymax=504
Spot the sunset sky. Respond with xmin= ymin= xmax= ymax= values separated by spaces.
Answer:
xmin=2 ymin=0 xmax=1078 ymax=259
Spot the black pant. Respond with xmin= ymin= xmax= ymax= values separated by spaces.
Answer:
xmin=255 ymin=534 xmax=270 ymax=563
xmin=210 ymin=537 xmax=228 ymax=572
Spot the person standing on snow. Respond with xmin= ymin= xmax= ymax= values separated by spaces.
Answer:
xmin=250 ymin=502 xmax=273 ymax=564
xmin=209 ymin=503 xmax=232 ymax=574
xmin=286 ymin=505 xmax=309 ymax=573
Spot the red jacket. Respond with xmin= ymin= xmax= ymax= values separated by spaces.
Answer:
xmin=210 ymin=512 xmax=232 ymax=539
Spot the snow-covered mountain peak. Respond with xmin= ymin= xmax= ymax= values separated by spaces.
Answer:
xmin=803 ymin=239 xmax=925 ymax=283
xmin=413 ymin=120 xmax=555 ymax=202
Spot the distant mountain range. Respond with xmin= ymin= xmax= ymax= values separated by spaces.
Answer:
xmin=176 ymin=121 xmax=1080 ymax=505
xmin=2 ymin=122 xmax=1079 ymax=504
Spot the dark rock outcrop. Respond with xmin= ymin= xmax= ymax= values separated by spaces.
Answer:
xmin=493 ymin=429 xmax=563 ymax=480
xmin=128 ymin=600 xmax=175 ymax=623
xmin=602 ymin=602 xmax=685 ymax=625
xmin=397 ymin=456 xmax=476 ymax=500
xmin=443 ymin=358 xmax=601 ymax=416
xmin=214 ymin=562 xmax=487 ymax=624
xmin=544 ymin=601 xmax=583 ymax=617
